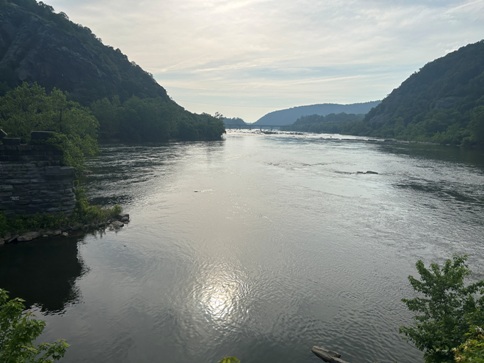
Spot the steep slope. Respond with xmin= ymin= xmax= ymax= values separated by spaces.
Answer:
xmin=363 ymin=40 xmax=484 ymax=145
xmin=0 ymin=0 xmax=168 ymax=104
xmin=254 ymin=101 xmax=380 ymax=126
xmin=0 ymin=0 xmax=225 ymax=142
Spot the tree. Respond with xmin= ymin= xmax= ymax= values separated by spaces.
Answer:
xmin=218 ymin=357 xmax=240 ymax=363
xmin=469 ymin=106 xmax=484 ymax=145
xmin=0 ymin=288 xmax=68 ymax=362
xmin=400 ymin=255 xmax=484 ymax=363
xmin=454 ymin=326 xmax=484 ymax=363
xmin=0 ymin=83 xmax=99 ymax=172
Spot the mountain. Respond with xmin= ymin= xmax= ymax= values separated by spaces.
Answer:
xmin=254 ymin=101 xmax=380 ymax=126
xmin=0 ymin=0 xmax=167 ymax=104
xmin=223 ymin=117 xmax=247 ymax=128
xmin=363 ymin=40 xmax=484 ymax=146
xmin=0 ymin=0 xmax=225 ymax=142
xmin=283 ymin=113 xmax=365 ymax=134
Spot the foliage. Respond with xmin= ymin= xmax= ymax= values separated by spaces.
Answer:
xmin=362 ymin=41 xmax=484 ymax=147
xmin=223 ymin=116 xmax=247 ymax=128
xmin=400 ymin=255 xmax=484 ymax=363
xmin=0 ymin=83 xmax=99 ymax=172
xmin=90 ymin=96 xmax=225 ymax=142
xmin=468 ymin=106 xmax=484 ymax=145
xmin=254 ymin=101 xmax=380 ymax=127
xmin=0 ymin=212 xmax=70 ymax=237
xmin=218 ymin=357 xmax=240 ymax=363
xmin=282 ymin=41 xmax=484 ymax=146
xmin=0 ymin=0 xmax=167 ymax=104
xmin=283 ymin=113 xmax=365 ymax=134
xmin=0 ymin=1 xmax=225 ymax=142
xmin=454 ymin=326 xmax=484 ymax=363
xmin=72 ymin=188 xmax=122 ymax=225
xmin=0 ymin=288 xmax=68 ymax=362
xmin=0 ymin=196 xmax=122 ymax=237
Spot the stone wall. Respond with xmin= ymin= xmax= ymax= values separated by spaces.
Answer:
xmin=0 ymin=133 xmax=76 ymax=216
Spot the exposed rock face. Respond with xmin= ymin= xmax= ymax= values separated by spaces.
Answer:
xmin=0 ymin=0 xmax=169 ymax=105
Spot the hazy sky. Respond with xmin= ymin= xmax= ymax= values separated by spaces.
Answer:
xmin=47 ymin=0 xmax=483 ymax=122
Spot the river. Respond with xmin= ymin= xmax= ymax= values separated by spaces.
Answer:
xmin=1 ymin=130 xmax=484 ymax=362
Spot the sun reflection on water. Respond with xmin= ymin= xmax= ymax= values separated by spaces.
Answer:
xmin=195 ymin=262 xmax=246 ymax=326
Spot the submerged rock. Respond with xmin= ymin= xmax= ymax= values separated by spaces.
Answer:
xmin=119 ymin=214 xmax=130 ymax=223
xmin=110 ymin=220 xmax=124 ymax=229
xmin=6 ymin=235 xmax=19 ymax=243
xmin=357 ymin=170 xmax=379 ymax=175
xmin=17 ymin=231 xmax=41 ymax=242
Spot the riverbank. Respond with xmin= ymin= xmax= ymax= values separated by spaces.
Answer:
xmin=0 ymin=213 xmax=130 ymax=246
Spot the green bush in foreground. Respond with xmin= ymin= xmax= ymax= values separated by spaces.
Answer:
xmin=0 ymin=289 xmax=68 ymax=362
xmin=454 ymin=326 xmax=484 ymax=363
xmin=400 ymin=255 xmax=484 ymax=363
xmin=218 ymin=357 xmax=240 ymax=363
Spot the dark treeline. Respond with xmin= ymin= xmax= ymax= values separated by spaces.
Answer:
xmin=222 ymin=117 xmax=248 ymax=128
xmin=0 ymin=83 xmax=225 ymax=146
xmin=283 ymin=113 xmax=365 ymax=134
xmin=90 ymin=96 xmax=225 ymax=142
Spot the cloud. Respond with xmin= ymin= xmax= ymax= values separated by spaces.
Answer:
xmin=47 ymin=0 xmax=483 ymax=121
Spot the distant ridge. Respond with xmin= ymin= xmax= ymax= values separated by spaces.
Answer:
xmin=283 ymin=40 xmax=484 ymax=146
xmin=254 ymin=101 xmax=380 ymax=126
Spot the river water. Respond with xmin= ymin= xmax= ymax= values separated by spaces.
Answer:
xmin=1 ymin=130 xmax=484 ymax=363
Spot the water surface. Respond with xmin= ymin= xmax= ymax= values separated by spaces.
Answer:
xmin=1 ymin=131 xmax=484 ymax=363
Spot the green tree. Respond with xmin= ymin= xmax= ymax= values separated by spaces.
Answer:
xmin=218 ymin=357 xmax=240 ymax=363
xmin=454 ymin=326 xmax=484 ymax=363
xmin=400 ymin=255 xmax=484 ymax=363
xmin=0 ymin=288 xmax=68 ymax=362
xmin=469 ymin=106 xmax=484 ymax=145
xmin=0 ymin=83 xmax=99 ymax=172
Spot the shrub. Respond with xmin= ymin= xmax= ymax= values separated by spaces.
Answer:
xmin=0 ymin=288 xmax=68 ymax=362
xmin=400 ymin=255 xmax=484 ymax=363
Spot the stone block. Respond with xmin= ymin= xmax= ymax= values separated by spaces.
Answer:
xmin=0 ymin=141 xmax=76 ymax=216
xmin=2 ymin=138 xmax=21 ymax=145
xmin=0 ymin=185 xmax=13 ymax=192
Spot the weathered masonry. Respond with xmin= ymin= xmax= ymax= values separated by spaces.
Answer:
xmin=0 ymin=131 xmax=76 ymax=216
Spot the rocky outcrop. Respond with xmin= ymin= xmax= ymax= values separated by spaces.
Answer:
xmin=1 ymin=213 xmax=130 ymax=245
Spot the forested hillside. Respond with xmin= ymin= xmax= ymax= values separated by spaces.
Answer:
xmin=223 ymin=117 xmax=247 ymax=128
xmin=254 ymin=101 xmax=380 ymax=127
xmin=363 ymin=40 xmax=484 ymax=146
xmin=283 ymin=113 xmax=365 ymax=134
xmin=0 ymin=0 xmax=225 ymax=142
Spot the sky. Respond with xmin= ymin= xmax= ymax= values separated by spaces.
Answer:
xmin=46 ymin=0 xmax=484 ymax=123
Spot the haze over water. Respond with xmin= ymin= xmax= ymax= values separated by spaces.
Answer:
xmin=2 ymin=130 xmax=484 ymax=362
